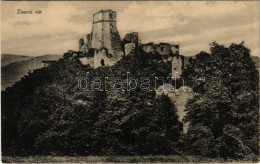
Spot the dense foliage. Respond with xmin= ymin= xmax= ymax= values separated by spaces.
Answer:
xmin=2 ymin=42 xmax=259 ymax=161
xmin=2 ymin=50 xmax=182 ymax=156
xmin=183 ymin=42 xmax=259 ymax=161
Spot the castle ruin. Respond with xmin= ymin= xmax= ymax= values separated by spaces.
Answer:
xmin=63 ymin=9 xmax=190 ymax=133
xmin=78 ymin=9 xmax=123 ymax=68
xmin=66 ymin=9 xmax=185 ymax=78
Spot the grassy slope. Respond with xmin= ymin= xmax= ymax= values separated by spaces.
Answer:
xmin=2 ymin=155 xmax=226 ymax=163
xmin=1 ymin=54 xmax=62 ymax=90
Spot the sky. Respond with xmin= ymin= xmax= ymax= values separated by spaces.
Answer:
xmin=1 ymin=1 xmax=259 ymax=56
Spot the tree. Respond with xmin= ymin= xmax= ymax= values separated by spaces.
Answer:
xmin=183 ymin=42 xmax=259 ymax=160
xmin=142 ymin=95 xmax=182 ymax=154
xmin=183 ymin=124 xmax=218 ymax=157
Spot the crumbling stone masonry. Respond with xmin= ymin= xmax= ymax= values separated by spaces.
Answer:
xmin=123 ymin=32 xmax=139 ymax=55
xmin=77 ymin=9 xmax=123 ymax=68
xmin=94 ymin=48 xmax=118 ymax=68
xmin=124 ymin=43 xmax=136 ymax=55
xmin=91 ymin=10 xmax=122 ymax=55
xmin=75 ymin=9 xmax=185 ymax=78
xmin=142 ymin=42 xmax=184 ymax=78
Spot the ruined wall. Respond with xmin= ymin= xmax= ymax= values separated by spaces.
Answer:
xmin=85 ymin=34 xmax=92 ymax=48
xmin=171 ymin=45 xmax=179 ymax=55
xmin=142 ymin=43 xmax=179 ymax=56
xmin=154 ymin=43 xmax=171 ymax=56
xmin=79 ymin=35 xmax=91 ymax=52
xmin=156 ymin=84 xmax=194 ymax=134
xmin=94 ymin=48 xmax=119 ymax=68
xmin=80 ymin=46 xmax=88 ymax=52
xmin=123 ymin=32 xmax=138 ymax=55
xmin=142 ymin=43 xmax=154 ymax=53
xmin=160 ymin=56 xmax=174 ymax=63
xmin=79 ymin=38 xmax=85 ymax=51
xmin=172 ymin=56 xmax=183 ymax=79
xmin=79 ymin=57 xmax=94 ymax=67
xmin=124 ymin=43 xmax=136 ymax=55
xmin=123 ymin=32 xmax=139 ymax=44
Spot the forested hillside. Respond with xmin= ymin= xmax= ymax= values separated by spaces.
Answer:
xmin=2 ymin=43 xmax=259 ymax=161
xmin=2 ymin=49 xmax=182 ymax=156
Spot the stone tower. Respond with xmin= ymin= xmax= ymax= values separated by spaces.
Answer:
xmin=91 ymin=9 xmax=122 ymax=55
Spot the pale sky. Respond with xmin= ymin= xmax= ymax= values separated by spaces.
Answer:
xmin=1 ymin=1 xmax=259 ymax=56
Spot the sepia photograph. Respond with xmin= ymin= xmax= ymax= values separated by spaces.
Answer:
xmin=1 ymin=0 xmax=259 ymax=163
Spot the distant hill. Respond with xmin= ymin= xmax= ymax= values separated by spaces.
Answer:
xmin=1 ymin=54 xmax=32 ymax=67
xmin=1 ymin=54 xmax=62 ymax=90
